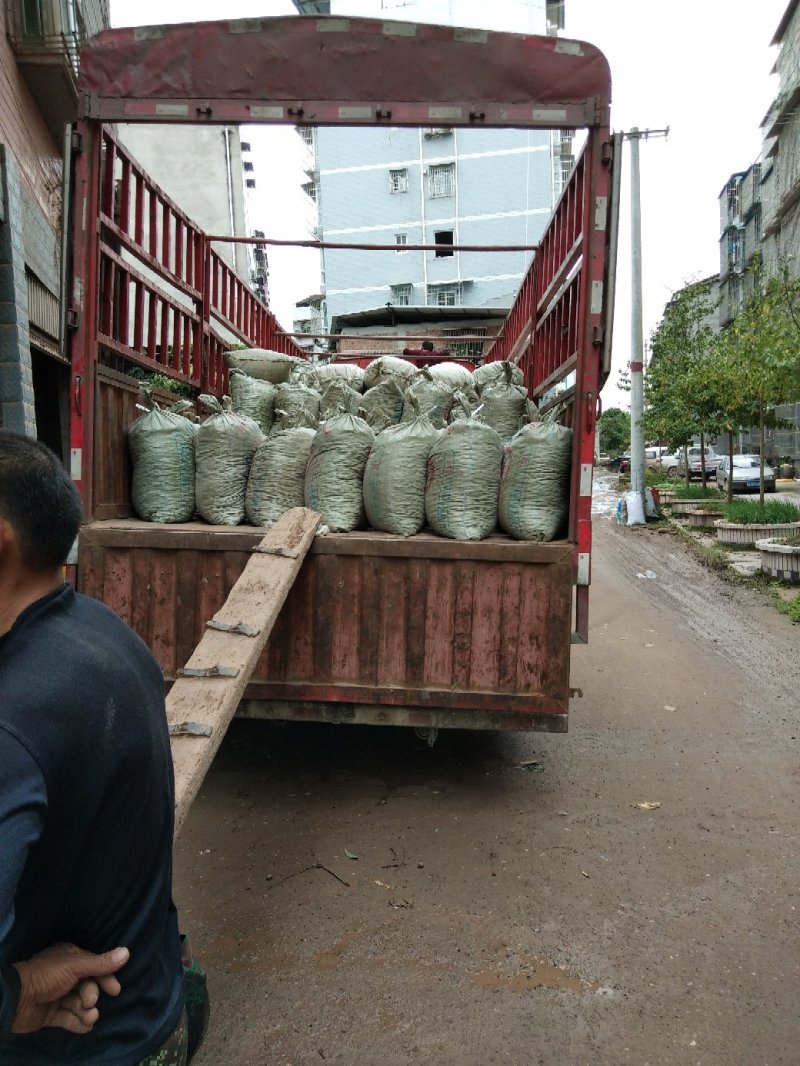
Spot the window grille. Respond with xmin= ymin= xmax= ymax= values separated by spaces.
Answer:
xmin=424 ymin=127 xmax=453 ymax=138
xmin=428 ymin=163 xmax=455 ymax=199
xmin=390 ymin=168 xmax=409 ymax=194
xmin=442 ymin=326 xmax=487 ymax=359
xmin=391 ymin=283 xmax=413 ymax=305
xmin=427 ymin=283 xmax=461 ymax=306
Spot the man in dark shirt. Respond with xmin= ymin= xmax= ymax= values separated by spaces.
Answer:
xmin=0 ymin=430 xmax=189 ymax=1064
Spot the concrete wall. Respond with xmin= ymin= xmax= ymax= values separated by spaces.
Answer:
xmin=117 ymin=125 xmax=251 ymax=280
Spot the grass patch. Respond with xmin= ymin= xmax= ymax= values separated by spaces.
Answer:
xmin=670 ymin=484 xmax=724 ymax=501
xmin=767 ymin=582 xmax=800 ymax=623
xmin=721 ymin=499 xmax=800 ymax=525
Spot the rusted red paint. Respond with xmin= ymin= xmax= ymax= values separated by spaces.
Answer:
xmin=78 ymin=525 xmax=572 ymax=719
xmin=78 ymin=18 xmax=610 ymax=132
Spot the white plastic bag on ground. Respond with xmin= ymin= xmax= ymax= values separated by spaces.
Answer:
xmin=625 ymin=490 xmax=646 ymax=526
xmin=425 ymin=418 xmax=504 ymax=540
xmin=229 ymin=369 xmax=276 ymax=435
xmin=273 ymin=382 xmax=321 ymax=431
xmin=245 ymin=428 xmax=316 ymax=525
xmin=644 ymin=487 xmax=658 ymax=518
xmin=225 ymin=347 xmax=295 ymax=383
xmin=363 ymin=410 xmax=439 ymax=535
xmin=498 ymin=422 xmax=573 ymax=541
xmin=473 ymin=359 xmax=524 ymax=394
xmin=363 ymin=355 xmax=418 ymax=391
xmin=304 ymin=413 xmax=375 ymax=532
xmin=195 ymin=395 xmax=264 ymax=525
xmin=127 ymin=397 xmax=197 ymax=523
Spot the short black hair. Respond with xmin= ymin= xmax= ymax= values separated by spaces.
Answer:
xmin=0 ymin=431 xmax=82 ymax=571
xmin=421 ymin=340 xmax=434 ymax=352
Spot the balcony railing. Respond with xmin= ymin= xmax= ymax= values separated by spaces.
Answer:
xmin=7 ymin=0 xmax=109 ymax=140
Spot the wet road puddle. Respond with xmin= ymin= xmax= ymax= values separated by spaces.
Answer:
xmin=471 ymin=957 xmax=599 ymax=994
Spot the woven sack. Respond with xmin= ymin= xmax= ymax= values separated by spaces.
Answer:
xmin=425 ymin=418 xmax=504 ymax=540
xmin=363 ymin=407 xmax=439 ymax=535
xmin=498 ymin=422 xmax=573 ymax=541
xmin=360 ymin=378 xmax=405 ymax=433
xmin=304 ymin=413 xmax=375 ymax=532
xmin=195 ymin=395 xmax=264 ymax=525
xmin=273 ymin=382 xmax=321 ymax=431
xmin=363 ymin=355 xmax=418 ymax=391
xmin=315 ymin=363 xmax=365 ymax=392
xmin=288 ymin=359 xmax=319 ymax=390
xmin=401 ymin=369 xmax=454 ymax=429
xmin=428 ymin=362 xmax=474 ymax=389
xmin=479 ymin=367 xmax=530 ymax=442
xmin=473 ymin=359 xmax=524 ymax=394
xmin=319 ymin=379 xmax=362 ymax=420
xmin=245 ymin=427 xmax=316 ymax=526
xmin=229 ymin=369 xmax=276 ymax=435
xmin=128 ymin=398 xmax=197 ymax=523
xmin=224 ymin=347 xmax=295 ymax=384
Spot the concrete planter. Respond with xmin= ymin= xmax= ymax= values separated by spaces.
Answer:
xmin=685 ymin=508 xmax=725 ymax=529
xmin=716 ymin=520 xmax=800 ymax=549
xmin=756 ymin=537 xmax=800 ymax=583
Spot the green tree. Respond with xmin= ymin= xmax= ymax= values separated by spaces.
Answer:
xmin=643 ymin=279 xmax=719 ymax=487
xmin=713 ymin=261 xmax=800 ymax=502
xmin=597 ymin=407 xmax=630 ymax=457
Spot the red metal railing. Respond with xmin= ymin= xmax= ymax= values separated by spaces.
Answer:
xmin=484 ymin=147 xmax=588 ymax=398
xmin=94 ymin=124 xmax=301 ymax=394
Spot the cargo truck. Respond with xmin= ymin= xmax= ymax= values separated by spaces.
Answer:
xmin=69 ymin=15 xmax=619 ymax=734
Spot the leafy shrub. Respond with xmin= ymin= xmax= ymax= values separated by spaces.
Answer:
xmin=672 ymin=484 xmax=725 ymax=501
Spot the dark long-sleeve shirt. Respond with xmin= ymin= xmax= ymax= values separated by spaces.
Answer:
xmin=0 ymin=585 xmax=183 ymax=1064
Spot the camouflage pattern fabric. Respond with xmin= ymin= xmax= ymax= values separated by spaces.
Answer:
xmin=136 ymin=1009 xmax=188 ymax=1066
xmin=136 ymin=935 xmax=209 ymax=1066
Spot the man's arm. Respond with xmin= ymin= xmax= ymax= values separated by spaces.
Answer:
xmin=0 ymin=729 xmax=131 ymax=1035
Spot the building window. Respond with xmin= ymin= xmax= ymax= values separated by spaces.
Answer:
xmin=301 ymin=180 xmax=318 ymax=204
xmin=427 ymin=283 xmax=461 ymax=307
xmin=442 ymin=326 xmax=488 ymax=359
xmin=434 ymin=230 xmax=454 ymax=257
xmin=389 ymin=168 xmax=409 ymax=194
xmin=428 ymin=163 xmax=455 ymax=199
xmin=424 ymin=127 xmax=453 ymax=138
xmin=395 ymin=233 xmax=408 ymax=252
xmin=297 ymin=126 xmax=315 ymax=152
xmin=391 ymin=283 xmax=413 ymax=305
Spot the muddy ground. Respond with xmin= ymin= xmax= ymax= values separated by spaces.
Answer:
xmin=177 ymin=479 xmax=800 ymax=1065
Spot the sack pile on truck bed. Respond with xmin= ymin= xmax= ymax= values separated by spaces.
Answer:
xmin=127 ymin=353 xmax=571 ymax=542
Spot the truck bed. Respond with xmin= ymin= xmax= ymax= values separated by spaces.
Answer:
xmin=79 ymin=520 xmax=573 ymax=732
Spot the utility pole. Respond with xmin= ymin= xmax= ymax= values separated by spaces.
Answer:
xmin=624 ymin=126 xmax=669 ymax=508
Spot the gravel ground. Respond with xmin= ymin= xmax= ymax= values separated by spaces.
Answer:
xmin=176 ymin=481 xmax=800 ymax=1066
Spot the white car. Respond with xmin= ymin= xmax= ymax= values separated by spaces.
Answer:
xmin=654 ymin=451 xmax=680 ymax=478
xmin=717 ymin=454 xmax=776 ymax=494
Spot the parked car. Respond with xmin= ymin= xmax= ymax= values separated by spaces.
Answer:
xmin=717 ymin=454 xmax=776 ymax=494
xmin=655 ymin=451 xmax=680 ymax=478
xmin=677 ymin=446 xmax=721 ymax=480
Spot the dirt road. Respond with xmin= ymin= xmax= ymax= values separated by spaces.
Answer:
xmin=178 ymin=499 xmax=800 ymax=1065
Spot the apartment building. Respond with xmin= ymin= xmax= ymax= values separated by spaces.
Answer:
xmin=1 ymin=0 xmax=109 ymax=456
xmin=291 ymin=0 xmax=569 ymax=340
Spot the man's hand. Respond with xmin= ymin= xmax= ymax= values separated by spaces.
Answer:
xmin=11 ymin=943 xmax=129 ymax=1034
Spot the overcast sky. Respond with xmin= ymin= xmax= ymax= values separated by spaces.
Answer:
xmin=110 ymin=0 xmax=788 ymax=405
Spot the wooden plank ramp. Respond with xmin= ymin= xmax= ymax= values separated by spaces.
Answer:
xmin=168 ymin=507 xmax=320 ymax=836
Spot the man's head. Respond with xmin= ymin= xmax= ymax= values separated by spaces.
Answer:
xmin=421 ymin=340 xmax=434 ymax=352
xmin=0 ymin=431 xmax=82 ymax=574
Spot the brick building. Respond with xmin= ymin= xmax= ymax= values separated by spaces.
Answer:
xmin=1 ymin=0 xmax=108 ymax=458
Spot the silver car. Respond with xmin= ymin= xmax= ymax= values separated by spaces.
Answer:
xmin=717 ymin=454 xmax=776 ymax=494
